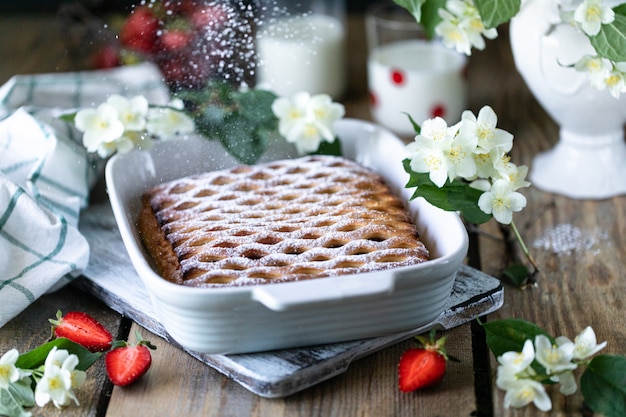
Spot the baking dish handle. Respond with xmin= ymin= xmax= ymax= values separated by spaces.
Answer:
xmin=251 ymin=273 xmax=396 ymax=311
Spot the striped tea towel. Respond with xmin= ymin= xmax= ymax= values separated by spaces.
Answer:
xmin=0 ymin=63 xmax=170 ymax=327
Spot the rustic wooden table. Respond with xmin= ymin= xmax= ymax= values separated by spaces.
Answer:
xmin=1 ymin=10 xmax=624 ymax=417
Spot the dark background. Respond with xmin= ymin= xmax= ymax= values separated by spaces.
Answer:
xmin=0 ymin=0 xmax=378 ymax=13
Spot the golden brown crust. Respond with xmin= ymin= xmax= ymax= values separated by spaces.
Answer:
xmin=138 ymin=197 xmax=183 ymax=284
xmin=138 ymin=155 xmax=429 ymax=287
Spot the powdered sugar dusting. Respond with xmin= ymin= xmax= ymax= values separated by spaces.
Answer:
xmin=532 ymin=224 xmax=610 ymax=256
xmin=143 ymin=155 xmax=429 ymax=287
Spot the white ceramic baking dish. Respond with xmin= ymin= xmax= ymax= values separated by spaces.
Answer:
xmin=105 ymin=118 xmax=468 ymax=354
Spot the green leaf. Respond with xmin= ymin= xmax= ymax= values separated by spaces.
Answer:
xmin=501 ymin=263 xmax=530 ymax=287
xmin=16 ymin=338 xmax=101 ymax=372
xmin=590 ymin=13 xmax=626 ymax=62
xmin=392 ymin=0 xmax=445 ymax=39
xmin=581 ymin=354 xmax=626 ymax=417
xmin=481 ymin=318 xmax=552 ymax=358
xmin=474 ymin=0 xmax=521 ymax=29
xmin=312 ymin=137 xmax=342 ymax=156
xmin=8 ymin=380 xmax=34 ymax=408
xmin=402 ymin=159 xmax=492 ymax=224
xmin=180 ymin=82 xmax=281 ymax=165
xmin=393 ymin=0 xmax=427 ymax=23
xmin=0 ymin=380 xmax=35 ymax=417
xmin=420 ymin=0 xmax=447 ymax=39
xmin=232 ymin=89 xmax=278 ymax=128
xmin=58 ymin=112 xmax=77 ymax=123
xmin=402 ymin=112 xmax=422 ymax=135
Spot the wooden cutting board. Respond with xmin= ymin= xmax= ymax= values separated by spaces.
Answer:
xmin=76 ymin=202 xmax=503 ymax=398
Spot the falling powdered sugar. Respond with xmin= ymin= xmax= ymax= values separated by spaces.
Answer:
xmin=532 ymin=224 xmax=610 ymax=256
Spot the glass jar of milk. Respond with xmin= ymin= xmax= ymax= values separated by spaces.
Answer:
xmin=255 ymin=0 xmax=346 ymax=99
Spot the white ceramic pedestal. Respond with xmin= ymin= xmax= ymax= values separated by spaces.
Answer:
xmin=510 ymin=0 xmax=626 ymax=199
xmin=532 ymin=129 xmax=626 ymax=199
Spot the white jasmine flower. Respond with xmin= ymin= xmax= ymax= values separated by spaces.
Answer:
xmin=272 ymin=92 xmax=310 ymax=138
xmin=272 ymin=92 xmax=345 ymax=155
xmin=406 ymin=117 xmax=465 ymax=187
xmin=502 ymin=378 xmax=552 ymax=411
xmin=495 ymin=341 xmax=551 ymax=410
xmin=497 ymin=339 xmax=535 ymax=374
xmin=575 ymin=55 xmax=612 ymax=89
xmin=35 ymin=364 xmax=74 ymax=408
xmin=436 ymin=8 xmax=472 ymax=55
xmin=93 ymin=141 xmax=120 ymax=159
xmin=146 ymin=105 xmax=195 ymax=138
xmin=573 ymin=0 xmax=615 ymax=36
xmin=406 ymin=141 xmax=448 ymax=188
xmin=106 ymin=94 xmax=148 ymax=131
xmin=604 ymin=65 xmax=626 ymax=98
xmin=469 ymin=178 xmax=491 ymax=192
xmin=534 ymin=334 xmax=578 ymax=375
xmin=74 ymin=103 xmax=124 ymax=153
xmin=552 ymin=370 xmax=578 ymax=395
xmin=496 ymin=161 xmax=531 ymax=190
xmin=478 ymin=179 xmax=527 ymax=224
xmin=35 ymin=347 xmax=84 ymax=408
xmin=452 ymin=0 xmax=498 ymax=50
xmin=307 ymin=94 xmax=345 ymax=128
xmin=168 ymin=97 xmax=186 ymax=110
xmin=283 ymin=120 xmax=333 ymax=154
xmin=0 ymin=348 xmax=21 ymax=389
xmin=446 ymin=126 xmax=478 ymax=181
xmin=462 ymin=16 xmax=498 ymax=51
xmin=556 ymin=326 xmax=607 ymax=360
xmin=62 ymin=354 xmax=86 ymax=392
xmin=436 ymin=0 xmax=498 ymax=55
xmin=117 ymin=133 xmax=142 ymax=154
xmin=44 ymin=346 xmax=69 ymax=369
xmin=472 ymin=149 xmax=503 ymax=180
xmin=460 ymin=106 xmax=513 ymax=154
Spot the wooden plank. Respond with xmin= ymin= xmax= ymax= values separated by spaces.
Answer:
xmin=466 ymin=29 xmax=626 ymax=416
xmin=76 ymin=201 xmax=504 ymax=398
xmin=488 ymin=193 xmax=626 ymax=416
xmin=0 ymin=14 xmax=76 ymax=85
xmin=106 ymin=322 xmax=478 ymax=417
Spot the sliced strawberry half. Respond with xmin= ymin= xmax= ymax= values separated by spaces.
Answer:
xmin=50 ymin=310 xmax=113 ymax=352
xmin=398 ymin=330 xmax=456 ymax=392
xmin=105 ymin=332 xmax=157 ymax=387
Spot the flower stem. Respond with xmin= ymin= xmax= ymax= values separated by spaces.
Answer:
xmin=510 ymin=220 xmax=540 ymax=286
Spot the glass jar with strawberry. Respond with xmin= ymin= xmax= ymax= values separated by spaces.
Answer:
xmin=118 ymin=0 xmax=257 ymax=92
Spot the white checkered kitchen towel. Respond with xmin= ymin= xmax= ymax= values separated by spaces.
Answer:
xmin=0 ymin=63 xmax=170 ymax=327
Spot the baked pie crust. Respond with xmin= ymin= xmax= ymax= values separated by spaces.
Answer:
xmin=138 ymin=155 xmax=429 ymax=287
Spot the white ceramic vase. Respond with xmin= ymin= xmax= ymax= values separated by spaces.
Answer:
xmin=509 ymin=0 xmax=626 ymax=199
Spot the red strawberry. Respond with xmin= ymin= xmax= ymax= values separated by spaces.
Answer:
xmin=91 ymin=45 xmax=121 ymax=69
xmin=189 ymin=3 xmax=230 ymax=30
xmin=398 ymin=330 xmax=454 ymax=392
xmin=120 ymin=6 xmax=160 ymax=54
xmin=105 ymin=332 xmax=156 ymax=387
xmin=49 ymin=310 xmax=113 ymax=352
xmin=159 ymin=28 xmax=192 ymax=52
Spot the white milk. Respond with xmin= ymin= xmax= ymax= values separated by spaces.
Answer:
xmin=256 ymin=14 xmax=346 ymax=98
xmin=368 ymin=40 xmax=467 ymax=137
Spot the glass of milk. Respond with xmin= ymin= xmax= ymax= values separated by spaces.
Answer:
xmin=365 ymin=1 xmax=467 ymax=138
xmin=255 ymin=0 xmax=346 ymax=99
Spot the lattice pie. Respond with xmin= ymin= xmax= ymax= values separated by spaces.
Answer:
xmin=138 ymin=155 xmax=429 ymax=287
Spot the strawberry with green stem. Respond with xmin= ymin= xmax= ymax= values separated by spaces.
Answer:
xmin=398 ymin=329 xmax=458 ymax=392
xmin=49 ymin=310 xmax=113 ymax=352
xmin=105 ymin=331 xmax=157 ymax=387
